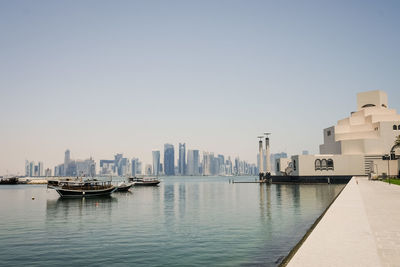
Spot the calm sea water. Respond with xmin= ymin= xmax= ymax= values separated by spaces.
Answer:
xmin=0 ymin=176 xmax=344 ymax=266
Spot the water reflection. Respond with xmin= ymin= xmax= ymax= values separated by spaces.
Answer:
xmin=46 ymin=196 xmax=117 ymax=221
xmin=0 ymin=177 xmax=348 ymax=267
xmin=259 ymin=184 xmax=272 ymax=223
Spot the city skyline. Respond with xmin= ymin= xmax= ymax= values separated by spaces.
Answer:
xmin=21 ymin=145 xmax=260 ymax=177
xmin=1 ymin=1 xmax=400 ymax=174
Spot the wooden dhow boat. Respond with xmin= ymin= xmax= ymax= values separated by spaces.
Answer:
xmin=128 ymin=177 xmax=160 ymax=186
xmin=48 ymin=178 xmax=117 ymax=197
xmin=115 ymin=182 xmax=135 ymax=192
xmin=0 ymin=177 xmax=19 ymax=185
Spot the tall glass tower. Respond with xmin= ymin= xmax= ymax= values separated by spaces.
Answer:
xmin=152 ymin=150 xmax=161 ymax=176
xmin=187 ymin=150 xmax=199 ymax=175
xmin=164 ymin=144 xmax=175 ymax=176
xmin=64 ymin=149 xmax=70 ymax=176
xmin=178 ymin=143 xmax=186 ymax=175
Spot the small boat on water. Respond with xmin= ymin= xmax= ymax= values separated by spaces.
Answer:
xmin=0 ymin=177 xmax=18 ymax=185
xmin=116 ymin=182 xmax=134 ymax=192
xmin=48 ymin=178 xmax=117 ymax=197
xmin=128 ymin=177 xmax=160 ymax=186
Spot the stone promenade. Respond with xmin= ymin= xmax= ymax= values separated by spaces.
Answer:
xmin=287 ymin=177 xmax=400 ymax=267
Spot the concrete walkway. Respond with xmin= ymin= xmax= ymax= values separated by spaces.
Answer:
xmin=287 ymin=177 xmax=400 ymax=267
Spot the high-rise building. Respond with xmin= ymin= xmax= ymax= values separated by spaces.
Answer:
xmin=145 ymin=164 xmax=152 ymax=175
xmin=178 ymin=143 xmax=186 ymax=175
xmin=99 ymin=160 xmax=115 ymax=175
xmin=64 ymin=149 xmax=70 ymax=176
xmin=130 ymin=158 xmax=142 ymax=175
xmin=114 ymin=153 xmax=123 ymax=176
xmin=187 ymin=149 xmax=200 ymax=175
xmin=226 ymin=157 xmax=233 ymax=175
xmin=29 ymin=161 xmax=35 ymax=177
xmin=76 ymin=158 xmax=96 ymax=177
xmin=234 ymin=157 xmax=240 ymax=175
xmin=38 ymin=162 xmax=43 ymax=177
xmin=131 ymin=158 xmax=137 ymax=176
xmin=152 ymin=150 xmax=160 ymax=176
xmin=120 ymin=157 xmax=130 ymax=176
xmin=217 ymin=154 xmax=225 ymax=175
xmin=25 ymin=160 xmax=30 ymax=176
xmin=65 ymin=161 xmax=77 ymax=176
xmin=54 ymin=164 xmax=64 ymax=177
xmin=136 ymin=160 xmax=142 ymax=175
xmin=211 ymin=156 xmax=219 ymax=175
xmin=45 ymin=168 xmax=52 ymax=177
xmin=164 ymin=144 xmax=175 ymax=175
xmin=202 ymin=152 xmax=214 ymax=176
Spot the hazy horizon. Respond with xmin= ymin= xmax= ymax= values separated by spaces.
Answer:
xmin=1 ymin=1 xmax=400 ymax=175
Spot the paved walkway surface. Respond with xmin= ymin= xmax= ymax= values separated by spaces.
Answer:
xmin=287 ymin=177 xmax=400 ymax=267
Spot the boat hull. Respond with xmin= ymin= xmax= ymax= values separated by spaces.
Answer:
xmin=116 ymin=184 xmax=133 ymax=192
xmin=0 ymin=178 xmax=18 ymax=185
xmin=134 ymin=181 xmax=160 ymax=186
xmin=51 ymin=186 xmax=117 ymax=198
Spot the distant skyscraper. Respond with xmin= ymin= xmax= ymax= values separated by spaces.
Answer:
xmin=38 ymin=162 xmax=43 ymax=177
xmin=114 ymin=153 xmax=123 ymax=176
xmin=145 ymin=164 xmax=152 ymax=175
xmin=187 ymin=149 xmax=200 ymax=175
xmin=120 ymin=157 xmax=130 ymax=176
xmin=29 ymin=161 xmax=34 ymax=177
xmin=99 ymin=159 xmax=115 ymax=175
xmin=226 ymin=157 xmax=233 ymax=175
xmin=25 ymin=160 xmax=29 ymax=176
xmin=131 ymin=158 xmax=137 ymax=176
xmin=45 ymin=168 xmax=52 ymax=177
xmin=302 ymin=150 xmax=309 ymax=155
xmin=34 ymin=165 xmax=39 ymax=176
xmin=164 ymin=144 xmax=175 ymax=175
xmin=54 ymin=164 xmax=64 ymax=177
xmin=136 ymin=160 xmax=142 ymax=175
xmin=217 ymin=154 xmax=225 ymax=175
xmin=64 ymin=149 xmax=70 ymax=176
xmin=152 ymin=150 xmax=161 ymax=176
xmin=202 ymin=152 xmax=214 ymax=176
xmin=76 ymin=158 xmax=96 ymax=177
xmin=178 ymin=143 xmax=186 ymax=175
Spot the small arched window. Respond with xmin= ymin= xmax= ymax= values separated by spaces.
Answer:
xmin=398 ymin=125 xmax=400 ymax=130
xmin=327 ymin=159 xmax=334 ymax=170
xmin=394 ymin=125 xmax=398 ymax=130
xmin=315 ymin=159 xmax=322 ymax=171
xmin=321 ymin=159 xmax=327 ymax=170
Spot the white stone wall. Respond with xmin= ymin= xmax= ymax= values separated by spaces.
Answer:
xmin=276 ymin=158 xmax=291 ymax=175
xmin=291 ymin=154 xmax=365 ymax=176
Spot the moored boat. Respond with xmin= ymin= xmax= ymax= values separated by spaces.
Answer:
xmin=48 ymin=178 xmax=117 ymax=197
xmin=0 ymin=177 xmax=19 ymax=185
xmin=116 ymin=182 xmax=134 ymax=192
xmin=128 ymin=177 xmax=160 ymax=186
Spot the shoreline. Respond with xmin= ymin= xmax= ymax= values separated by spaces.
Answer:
xmin=284 ymin=177 xmax=400 ymax=266
xmin=279 ymin=179 xmax=349 ymax=266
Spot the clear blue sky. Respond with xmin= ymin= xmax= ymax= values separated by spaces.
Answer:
xmin=1 ymin=0 xmax=399 ymax=174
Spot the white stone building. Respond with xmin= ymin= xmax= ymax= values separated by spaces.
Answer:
xmin=280 ymin=90 xmax=400 ymax=178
